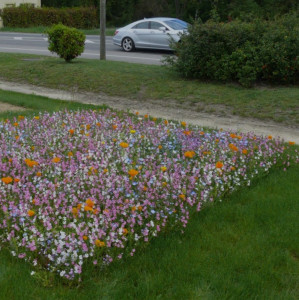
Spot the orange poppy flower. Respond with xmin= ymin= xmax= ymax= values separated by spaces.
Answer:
xmin=1 ymin=176 xmax=13 ymax=184
xmin=289 ymin=141 xmax=295 ymax=145
xmin=183 ymin=130 xmax=191 ymax=136
xmin=69 ymin=129 xmax=75 ymax=135
xmin=120 ymin=142 xmax=129 ymax=148
xmin=184 ymin=151 xmax=195 ymax=158
xmin=83 ymin=235 xmax=88 ymax=241
xmin=25 ymin=159 xmax=39 ymax=168
xmin=84 ymin=205 xmax=93 ymax=212
xmin=52 ymin=157 xmax=61 ymax=163
xmin=268 ymin=135 xmax=272 ymax=140
xmin=229 ymin=143 xmax=239 ymax=152
xmin=123 ymin=228 xmax=129 ymax=235
xmin=216 ymin=161 xmax=223 ymax=169
xmin=14 ymin=178 xmax=20 ymax=183
xmin=242 ymin=149 xmax=248 ymax=155
xmin=128 ymin=169 xmax=139 ymax=177
xmin=178 ymin=194 xmax=186 ymax=200
xmin=85 ymin=199 xmax=95 ymax=208
xmin=27 ymin=210 xmax=35 ymax=217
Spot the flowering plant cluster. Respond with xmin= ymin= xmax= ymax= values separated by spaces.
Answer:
xmin=0 ymin=109 xmax=297 ymax=280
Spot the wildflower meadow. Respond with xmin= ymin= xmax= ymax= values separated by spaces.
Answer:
xmin=0 ymin=109 xmax=297 ymax=281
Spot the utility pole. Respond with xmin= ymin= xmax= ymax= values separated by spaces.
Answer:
xmin=100 ymin=0 xmax=106 ymax=60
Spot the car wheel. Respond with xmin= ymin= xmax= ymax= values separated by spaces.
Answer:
xmin=122 ymin=37 xmax=135 ymax=52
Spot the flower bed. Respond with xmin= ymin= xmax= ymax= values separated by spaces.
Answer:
xmin=0 ymin=109 xmax=297 ymax=280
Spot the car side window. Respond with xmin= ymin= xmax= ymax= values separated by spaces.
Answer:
xmin=150 ymin=22 xmax=165 ymax=30
xmin=132 ymin=22 xmax=150 ymax=29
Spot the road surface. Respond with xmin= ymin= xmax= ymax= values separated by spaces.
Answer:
xmin=0 ymin=32 xmax=172 ymax=65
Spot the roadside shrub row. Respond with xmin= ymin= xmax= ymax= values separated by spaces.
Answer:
xmin=168 ymin=15 xmax=299 ymax=87
xmin=1 ymin=6 xmax=98 ymax=29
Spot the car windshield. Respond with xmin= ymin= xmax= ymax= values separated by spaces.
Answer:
xmin=164 ymin=20 xmax=188 ymax=30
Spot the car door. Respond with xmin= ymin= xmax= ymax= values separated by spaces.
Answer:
xmin=149 ymin=21 xmax=170 ymax=49
xmin=131 ymin=21 xmax=151 ymax=48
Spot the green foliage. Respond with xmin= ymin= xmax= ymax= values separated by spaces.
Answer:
xmin=167 ymin=15 xmax=299 ymax=87
xmin=47 ymin=24 xmax=85 ymax=62
xmin=1 ymin=6 xmax=98 ymax=29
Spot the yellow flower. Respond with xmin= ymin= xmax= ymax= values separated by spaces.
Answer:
xmin=181 ymin=121 xmax=186 ymax=127
xmin=178 ymin=194 xmax=186 ymax=200
xmin=164 ymin=120 xmax=168 ymax=125
xmin=34 ymin=116 xmax=40 ymax=120
xmin=72 ymin=207 xmax=78 ymax=215
xmin=95 ymin=239 xmax=105 ymax=247
xmin=83 ymin=235 xmax=88 ymax=241
xmin=161 ymin=166 xmax=167 ymax=172
xmin=130 ymin=130 xmax=136 ymax=134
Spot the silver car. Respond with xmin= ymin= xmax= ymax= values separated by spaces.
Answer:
xmin=113 ymin=17 xmax=188 ymax=52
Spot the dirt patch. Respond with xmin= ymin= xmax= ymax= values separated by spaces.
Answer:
xmin=0 ymin=102 xmax=26 ymax=113
xmin=0 ymin=79 xmax=298 ymax=144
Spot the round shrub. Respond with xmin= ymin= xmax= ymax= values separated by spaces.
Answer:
xmin=167 ymin=15 xmax=299 ymax=87
xmin=47 ymin=24 xmax=86 ymax=62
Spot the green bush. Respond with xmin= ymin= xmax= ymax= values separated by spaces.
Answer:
xmin=167 ymin=15 xmax=299 ymax=87
xmin=47 ymin=24 xmax=85 ymax=62
xmin=1 ymin=6 xmax=98 ymax=29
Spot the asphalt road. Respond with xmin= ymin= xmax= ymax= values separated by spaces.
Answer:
xmin=0 ymin=32 xmax=172 ymax=65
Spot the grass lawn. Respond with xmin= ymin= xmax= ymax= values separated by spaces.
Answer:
xmin=0 ymin=91 xmax=298 ymax=299
xmin=0 ymin=53 xmax=298 ymax=126
xmin=0 ymin=26 xmax=116 ymax=36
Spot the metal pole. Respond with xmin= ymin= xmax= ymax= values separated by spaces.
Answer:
xmin=100 ymin=0 xmax=106 ymax=60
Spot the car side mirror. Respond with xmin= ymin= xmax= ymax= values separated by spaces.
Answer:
xmin=159 ymin=27 xmax=167 ymax=32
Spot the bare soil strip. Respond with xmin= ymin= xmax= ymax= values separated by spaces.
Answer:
xmin=0 ymin=80 xmax=298 ymax=144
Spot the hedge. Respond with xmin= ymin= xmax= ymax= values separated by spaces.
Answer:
xmin=167 ymin=14 xmax=299 ymax=87
xmin=1 ymin=7 xmax=98 ymax=29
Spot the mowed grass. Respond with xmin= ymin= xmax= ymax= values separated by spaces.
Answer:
xmin=0 ymin=53 xmax=298 ymax=126
xmin=0 ymin=26 xmax=116 ymax=36
xmin=0 ymin=91 xmax=298 ymax=299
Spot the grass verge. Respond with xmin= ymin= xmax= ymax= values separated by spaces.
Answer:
xmin=0 ymin=53 xmax=298 ymax=125
xmin=0 ymin=91 xmax=298 ymax=299
xmin=0 ymin=26 xmax=116 ymax=36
